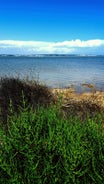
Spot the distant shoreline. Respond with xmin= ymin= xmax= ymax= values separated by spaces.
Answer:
xmin=0 ymin=54 xmax=104 ymax=57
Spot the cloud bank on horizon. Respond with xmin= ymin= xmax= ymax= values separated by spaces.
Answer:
xmin=0 ymin=39 xmax=104 ymax=55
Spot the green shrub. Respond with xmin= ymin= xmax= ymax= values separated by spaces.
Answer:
xmin=0 ymin=101 xmax=104 ymax=183
xmin=0 ymin=77 xmax=54 ymax=127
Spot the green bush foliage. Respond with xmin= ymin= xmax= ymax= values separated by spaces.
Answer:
xmin=0 ymin=100 xmax=104 ymax=184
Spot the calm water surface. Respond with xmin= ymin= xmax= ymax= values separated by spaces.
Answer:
xmin=0 ymin=55 xmax=104 ymax=92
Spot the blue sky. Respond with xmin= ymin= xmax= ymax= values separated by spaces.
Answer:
xmin=0 ymin=0 xmax=104 ymax=54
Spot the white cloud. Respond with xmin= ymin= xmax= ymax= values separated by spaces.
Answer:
xmin=0 ymin=39 xmax=104 ymax=54
xmin=52 ymin=39 xmax=104 ymax=47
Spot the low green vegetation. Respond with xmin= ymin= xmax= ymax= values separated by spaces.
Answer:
xmin=0 ymin=78 xmax=104 ymax=183
xmin=0 ymin=101 xmax=104 ymax=183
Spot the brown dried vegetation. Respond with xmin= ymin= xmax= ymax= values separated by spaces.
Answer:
xmin=0 ymin=77 xmax=54 ymax=125
xmin=52 ymin=88 xmax=104 ymax=119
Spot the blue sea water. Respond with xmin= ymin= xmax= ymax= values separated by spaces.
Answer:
xmin=0 ymin=55 xmax=104 ymax=92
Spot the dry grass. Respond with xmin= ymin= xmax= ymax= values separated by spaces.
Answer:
xmin=51 ymin=87 xmax=104 ymax=119
xmin=0 ymin=77 xmax=104 ymax=125
xmin=0 ymin=77 xmax=55 ymax=126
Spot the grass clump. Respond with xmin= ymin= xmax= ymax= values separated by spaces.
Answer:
xmin=0 ymin=77 xmax=54 ymax=127
xmin=0 ymin=100 xmax=104 ymax=184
